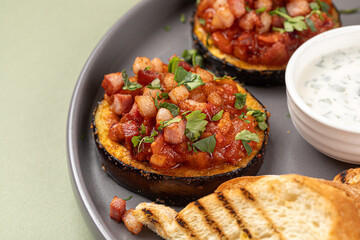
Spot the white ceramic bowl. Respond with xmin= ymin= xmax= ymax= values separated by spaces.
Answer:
xmin=286 ymin=25 xmax=360 ymax=164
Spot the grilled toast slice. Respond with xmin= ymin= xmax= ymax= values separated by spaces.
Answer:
xmin=133 ymin=174 xmax=360 ymax=240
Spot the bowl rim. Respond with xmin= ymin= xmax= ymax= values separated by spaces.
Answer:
xmin=285 ymin=25 xmax=360 ymax=134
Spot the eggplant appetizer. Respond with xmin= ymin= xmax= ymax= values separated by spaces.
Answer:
xmin=93 ymin=55 xmax=269 ymax=205
xmin=193 ymin=0 xmax=341 ymax=85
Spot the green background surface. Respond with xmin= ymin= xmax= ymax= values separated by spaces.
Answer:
xmin=0 ymin=0 xmax=140 ymax=238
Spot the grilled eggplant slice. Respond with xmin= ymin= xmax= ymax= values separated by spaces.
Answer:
xmin=92 ymin=57 xmax=269 ymax=206
xmin=192 ymin=0 xmax=341 ymax=86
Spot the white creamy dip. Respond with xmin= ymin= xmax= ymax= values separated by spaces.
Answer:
xmin=297 ymin=47 xmax=360 ymax=127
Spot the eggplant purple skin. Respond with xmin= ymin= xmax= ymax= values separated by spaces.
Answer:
xmin=92 ymin=106 xmax=269 ymax=206
xmin=191 ymin=27 xmax=285 ymax=86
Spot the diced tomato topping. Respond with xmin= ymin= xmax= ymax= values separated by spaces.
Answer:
xmin=178 ymin=60 xmax=192 ymax=71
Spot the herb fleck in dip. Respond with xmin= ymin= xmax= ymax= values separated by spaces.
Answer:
xmin=298 ymin=47 xmax=360 ymax=126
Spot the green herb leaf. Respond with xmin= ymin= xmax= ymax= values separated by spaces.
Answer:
xmin=310 ymin=2 xmax=320 ymax=10
xmin=123 ymin=195 xmax=133 ymax=201
xmin=239 ymin=113 xmax=251 ymax=123
xmin=158 ymin=117 xmax=182 ymax=131
xmin=122 ymin=70 xmax=143 ymax=91
xmin=164 ymin=25 xmax=171 ymax=32
xmin=235 ymin=130 xmax=260 ymax=143
xmin=198 ymin=18 xmax=206 ymax=25
xmin=144 ymin=66 xmax=151 ymax=70
xmin=168 ymin=56 xmax=181 ymax=73
xmin=272 ymin=26 xmax=286 ymax=33
xmin=256 ymin=7 xmax=267 ymax=14
xmin=192 ymin=135 xmax=216 ymax=153
xmin=182 ymin=49 xmax=204 ymax=67
xmin=174 ymin=66 xmax=205 ymax=91
xmin=305 ymin=17 xmax=317 ymax=32
xmin=160 ymin=103 xmax=179 ymax=117
xmin=258 ymin=122 xmax=268 ymax=131
xmin=211 ymin=110 xmax=224 ymax=121
xmin=131 ymin=135 xmax=142 ymax=148
xmin=140 ymin=124 xmax=146 ymax=135
xmin=242 ymin=140 xmax=253 ymax=155
xmin=213 ymin=74 xmax=236 ymax=81
xmin=180 ymin=13 xmax=186 ymax=23
xmin=270 ymin=7 xmax=308 ymax=32
xmin=317 ymin=0 xmax=329 ymax=13
xmin=185 ymin=110 xmax=208 ymax=142
xmin=339 ymin=7 xmax=359 ymax=14
xmin=234 ymin=93 xmax=247 ymax=110
xmin=147 ymin=78 xmax=161 ymax=89
xmin=245 ymin=6 xmax=252 ymax=12
xmin=247 ymin=108 xmax=268 ymax=130
xmin=159 ymin=92 xmax=169 ymax=99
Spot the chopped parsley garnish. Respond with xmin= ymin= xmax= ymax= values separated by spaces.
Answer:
xmin=270 ymin=7 xmax=308 ymax=32
xmin=247 ymin=108 xmax=268 ymax=130
xmin=235 ymin=130 xmax=260 ymax=142
xmin=122 ymin=70 xmax=142 ymax=91
xmin=317 ymin=0 xmax=329 ymax=13
xmin=123 ymin=195 xmax=133 ymax=201
xmin=235 ymin=130 xmax=260 ymax=156
xmin=168 ymin=56 xmax=181 ymax=73
xmin=174 ymin=66 xmax=205 ymax=91
xmin=211 ymin=110 xmax=224 ymax=121
xmin=160 ymin=103 xmax=179 ymax=117
xmin=180 ymin=13 xmax=186 ymax=23
xmin=212 ymin=73 xmax=236 ymax=81
xmin=140 ymin=123 xmax=146 ymax=135
xmin=147 ymin=78 xmax=161 ymax=89
xmin=131 ymin=130 xmax=158 ymax=152
xmin=245 ymin=6 xmax=252 ymax=12
xmin=198 ymin=18 xmax=206 ymax=26
xmin=154 ymin=93 xmax=179 ymax=117
xmin=239 ymin=113 xmax=251 ymax=123
xmin=159 ymin=92 xmax=169 ymax=99
xmin=182 ymin=49 xmax=204 ymax=68
xmin=185 ymin=110 xmax=208 ymax=142
xmin=339 ymin=7 xmax=359 ymax=14
xmin=164 ymin=25 xmax=171 ymax=32
xmin=256 ymin=7 xmax=267 ymax=14
xmin=234 ymin=93 xmax=247 ymax=110
xmin=158 ymin=117 xmax=182 ymax=131
xmin=192 ymin=135 xmax=216 ymax=153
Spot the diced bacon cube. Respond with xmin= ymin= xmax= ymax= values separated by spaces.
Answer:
xmin=178 ymin=61 xmax=192 ymax=71
xmin=179 ymin=99 xmax=207 ymax=112
xmin=151 ymin=134 xmax=165 ymax=154
xmin=207 ymin=92 xmax=222 ymax=106
xmin=156 ymin=108 xmax=173 ymax=125
xmin=143 ymin=88 xmax=162 ymax=99
xmin=149 ymin=154 xmax=169 ymax=169
xmin=162 ymin=73 xmax=177 ymax=91
xmin=101 ymin=72 xmax=124 ymax=96
xmin=135 ymin=95 xmax=157 ymax=117
xmin=169 ymin=85 xmax=190 ymax=104
xmin=164 ymin=117 xmax=186 ymax=144
xmin=137 ymin=70 xmax=162 ymax=85
xmin=110 ymin=94 xmax=134 ymax=115
xmin=195 ymin=68 xmax=214 ymax=83
xmin=122 ymin=209 xmax=143 ymax=235
xmin=110 ymin=196 xmax=126 ymax=222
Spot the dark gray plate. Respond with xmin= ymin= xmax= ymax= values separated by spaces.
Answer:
xmin=67 ymin=0 xmax=359 ymax=239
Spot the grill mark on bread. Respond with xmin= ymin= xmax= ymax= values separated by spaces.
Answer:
xmin=240 ymin=187 xmax=255 ymax=201
xmin=239 ymin=187 xmax=285 ymax=240
xmin=216 ymin=192 xmax=253 ymax=239
xmin=194 ymin=200 xmax=227 ymax=239
xmin=175 ymin=217 xmax=198 ymax=239
xmin=141 ymin=208 xmax=159 ymax=224
xmin=339 ymin=170 xmax=348 ymax=183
